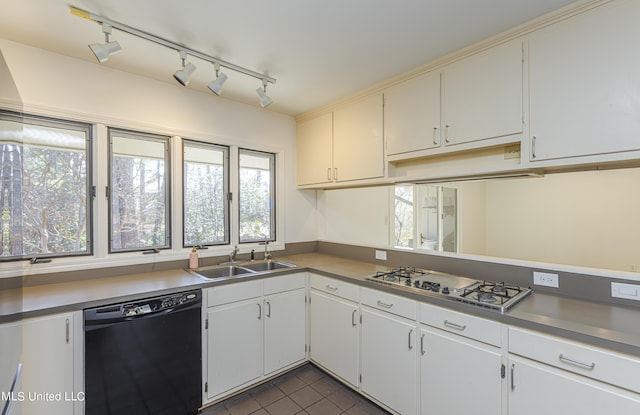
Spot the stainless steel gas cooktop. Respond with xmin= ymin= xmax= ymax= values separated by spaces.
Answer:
xmin=365 ymin=267 xmax=531 ymax=313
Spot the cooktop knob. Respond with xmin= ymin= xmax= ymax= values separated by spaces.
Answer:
xmin=442 ymin=287 xmax=450 ymax=295
xmin=405 ymin=278 xmax=412 ymax=286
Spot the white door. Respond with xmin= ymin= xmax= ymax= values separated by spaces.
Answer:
xmin=443 ymin=39 xmax=523 ymax=145
xmin=21 ymin=313 xmax=75 ymax=415
xmin=309 ymin=291 xmax=359 ymax=387
xmin=529 ymin=0 xmax=640 ymax=161
xmin=207 ymin=300 xmax=262 ymax=399
xmin=509 ymin=356 xmax=640 ymax=414
xmin=361 ymin=308 xmax=417 ymax=415
xmin=385 ymin=71 xmax=441 ymax=155
xmin=420 ymin=327 xmax=503 ymax=415
xmin=263 ymin=289 xmax=306 ymax=375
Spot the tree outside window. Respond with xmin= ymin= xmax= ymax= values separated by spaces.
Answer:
xmin=238 ymin=149 xmax=275 ymax=243
xmin=109 ymin=129 xmax=170 ymax=252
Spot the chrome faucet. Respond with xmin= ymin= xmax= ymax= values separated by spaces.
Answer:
xmin=229 ymin=245 xmax=239 ymax=262
xmin=263 ymin=237 xmax=272 ymax=262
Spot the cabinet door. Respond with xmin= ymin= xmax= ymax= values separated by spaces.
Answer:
xmin=21 ymin=313 xmax=75 ymax=415
xmin=263 ymin=289 xmax=306 ymax=375
xmin=385 ymin=71 xmax=441 ymax=155
xmin=420 ymin=327 xmax=503 ymax=415
xmin=207 ymin=300 xmax=262 ymax=399
xmin=443 ymin=40 xmax=523 ymax=145
xmin=508 ymin=356 xmax=640 ymax=415
xmin=333 ymin=94 xmax=384 ymax=182
xmin=361 ymin=308 xmax=417 ymax=415
xmin=296 ymin=112 xmax=333 ymax=186
xmin=309 ymin=290 xmax=359 ymax=387
xmin=529 ymin=1 xmax=640 ymax=161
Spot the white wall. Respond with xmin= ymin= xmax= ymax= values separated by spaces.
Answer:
xmin=0 ymin=38 xmax=317 ymax=249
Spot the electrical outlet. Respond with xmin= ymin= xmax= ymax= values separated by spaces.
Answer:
xmin=611 ymin=282 xmax=640 ymax=301
xmin=533 ymin=271 xmax=559 ymax=288
xmin=375 ymin=250 xmax=387 ymax=261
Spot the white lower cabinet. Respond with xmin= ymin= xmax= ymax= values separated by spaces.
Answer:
xmin=204 ymin=273 xmax=307 ymax=403
xmin=309 ymin=290 xmax=359 ymax=387
xmin=360 ymin=288 xmax=418 ymax=415
xmin=508 ymin=327 xmax=640 ymax=414
xmin=20 ymin=311 xmax=82 ymax=415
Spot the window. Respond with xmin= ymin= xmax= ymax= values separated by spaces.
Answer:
xmin=0 ymin=111 xmax=92 ymax=260
xmin=394 ymin=184 xmax=415 ymax=248
xmin=109 ymin=128 xmax=170 ymax=252
xmin=183 ymin=140 xmax=229 ymax=247
xmin=238 ymin=149 xmax=275 ymax=243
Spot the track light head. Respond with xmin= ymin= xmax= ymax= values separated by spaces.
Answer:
xmin=256 ymin=79 xmax=272 ymax=108
xmin=208 ymin=63 xmax=228 ymax=95
xmin=173 ymin=51 xmax=196 ymax=86
xmin=89 ymin=23 xmax=122 ymax=63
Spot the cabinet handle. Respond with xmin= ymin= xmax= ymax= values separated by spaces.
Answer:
xmin=327 ymin=168 xmax=332 ymax=181
xmin=420 ymin=333 xmax=426 ymax=355
xmin=351 ymin=309 xmax=357 ymax=327
xmin=325 ymin=284 xmax=338 ymax=292
xmin=444 ymin=125 xmax=451 ymax=143
xmin=266 ymin=301 xmax=271 ymax=318
xmin=532 ymin=136 xmax=537 ymax=159
xmin=257 ymin=303 xmax=262 ymax=320
xmin=559 ymin=354 xmax=596 ymax=370
xmin=65 ymin=318 xmax=70 ymax=344
xmin=444 ymin=320 xmax=467 ymax=331
xmin=511 ymin=364 xmax=516 ymax=391
xmin=433 ymin=127 xmax=439 ymax=145
xmin=376 ymin=300 xmax=393 ymax=309
xmin=408 ymin=329 xmax=414 ymax=350
xmin=333 ymin=168 xmax=338 ymax=181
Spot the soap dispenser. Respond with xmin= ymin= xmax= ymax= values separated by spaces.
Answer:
xmin=189 ymin=246 xmax=199 ymax=269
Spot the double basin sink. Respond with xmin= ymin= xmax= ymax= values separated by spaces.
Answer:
xmin=188 ymin=260 xmax=296 ymax=281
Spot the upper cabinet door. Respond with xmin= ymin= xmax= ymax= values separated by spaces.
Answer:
xmin=385 ymin=71 xmax=441 ymax=155
xmin=529 ymin=0 xmax=640 ymax=161
xmin=443 ymin=40 xmax=524 ymax=145
xmin=296 ymin=112 xmax=333 ymax=186
xmin=333 ymin=94 xmax=384 ymax=182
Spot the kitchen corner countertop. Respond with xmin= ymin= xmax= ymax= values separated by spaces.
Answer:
xmin=3 ymin=252 xmax=640 ymax=357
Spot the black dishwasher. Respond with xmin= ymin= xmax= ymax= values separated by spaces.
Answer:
xmin=84 ymin=289 xmax=202 ymax=415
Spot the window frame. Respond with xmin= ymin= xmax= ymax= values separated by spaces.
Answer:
xmin=182 ymin=139 xmax=230 ymax=248
xmin=107 ymin=127 xmax=171 ymax=254
xmin=0 ymin=110 xmax=93 ymax=262
xmin=237 ymin=148 xmax=276 ymax=244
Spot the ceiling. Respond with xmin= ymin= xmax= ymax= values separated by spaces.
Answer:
xmin=0 ymin=0 xmax=579 ymax=116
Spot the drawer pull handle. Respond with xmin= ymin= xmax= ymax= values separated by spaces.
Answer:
xmin=325 ymin=284 xmax=338 ymax=292
xmin=444 ymin=320 xmax=467 ymax=331
xmin=559 ymin=354 xmax=596 ymax=370
xmin=376 ymin=300 xmax=394 ymax=309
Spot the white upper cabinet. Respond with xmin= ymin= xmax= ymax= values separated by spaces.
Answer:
xmin=333 ymin=93 xmax=384 ymax=182
xmin=442 ymin=39 xmax=524 ymax=146
xmin=296 ymin=112 xmax=333 ymax=186
xmin=297 ymin=94 xmax=384 ymax=187
xmin=529 ymin=0 xmax=640 ymax=161
xmin=385 ymin=71 xmax=441 ymax=155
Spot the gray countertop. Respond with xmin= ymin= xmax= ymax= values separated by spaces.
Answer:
xmin=3 ymin=252 xmax=639 ymax=357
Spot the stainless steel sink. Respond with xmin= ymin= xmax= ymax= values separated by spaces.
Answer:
xmin=190 ymin=265 xmax=256 ymax=280
xmin=241 ymin=260 xmax=296 ymax=272
xmin=188 ymin=260 xmax=295 ymax=280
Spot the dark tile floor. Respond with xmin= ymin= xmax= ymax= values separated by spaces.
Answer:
xmin=200 ymin=363 xmax=392 ymax=415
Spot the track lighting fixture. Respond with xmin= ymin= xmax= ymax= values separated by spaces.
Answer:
xmin=88 ymin=23 xmax=122 ymax=63
xmin=71 ymin=6 xmax=277 ymax=108
xmin=173 ymin=51 xmax=197 ymax=86
xmin=256 ymin=79 xmax=272 ymax=108
xmin=207 ymin=63 xmax=228 ymax=96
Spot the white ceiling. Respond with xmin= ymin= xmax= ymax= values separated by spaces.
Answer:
xmin=0 ymin=0 xmax=578 ymax=116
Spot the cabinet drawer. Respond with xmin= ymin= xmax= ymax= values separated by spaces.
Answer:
xmin=420 ymin=302 xmax=502 ymax=347
xmin=361 ymin=287 xmax=417 ymax=320
xmin=207 ymin=280 xmax=262 ymax=307
xmin=509 ymin=327 xmax=640 ymax=393
xmin=310 ymin=274 xmax=359 ymax=302
xmin=263 ymin=273 xmax=307 ymax=295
